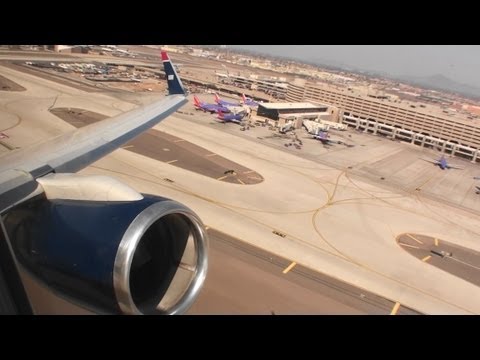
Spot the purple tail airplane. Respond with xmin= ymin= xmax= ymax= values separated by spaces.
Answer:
xmin=421 ymin=155 xmax=463 ymax=170
xmin=193 ymin=95 xmax=230 ymax=114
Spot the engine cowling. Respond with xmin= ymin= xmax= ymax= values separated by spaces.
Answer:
xmin=3 ymin=194 xmax=208 ymax=315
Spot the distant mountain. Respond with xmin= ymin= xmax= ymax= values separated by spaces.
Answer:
xmin=395 ymin=74 xmax=480 ymax=99
xmin=222 ymin=47 xmax=480 ymax=100
xmin=307 ymin=56 xmax=480 ymax=99
xmin=308 ymin=56 xmax=356 ymax=72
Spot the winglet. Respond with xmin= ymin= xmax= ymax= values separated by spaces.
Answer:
xmin=161 ymin=50 xmax=186 ymax=95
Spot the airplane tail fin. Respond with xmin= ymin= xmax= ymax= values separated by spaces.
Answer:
xmin=318 ymin=131 xmax=328 ymax=139
xmin=241 ymin=94 xmax=247 ymax=104
xmin=214 ymin=94 xmax=221 ymax=104
xmin=161 ymin=50 xmax=186 ymax=95
xmin=193 ymin=95 xmax=202 ymax=106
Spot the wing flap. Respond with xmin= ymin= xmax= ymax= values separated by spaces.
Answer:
xmin=0 ymin=170 xmax=42 ymax=212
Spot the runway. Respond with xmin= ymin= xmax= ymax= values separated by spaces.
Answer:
xmin=19 ymin=227 xmax=419 ymax=315
xmin=2 ymin=61 xmax=480 ymax=315
xmin=188 ymin=229 xmax=419 ymax=315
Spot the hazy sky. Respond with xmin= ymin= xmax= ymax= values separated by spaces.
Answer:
xmin=230 ymin=45 xmax=480 ymax=88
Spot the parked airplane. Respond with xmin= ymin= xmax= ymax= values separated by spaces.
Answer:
xmin=0 ymin=51 xmax=208 ymax=315
xmin=193 ymin=95 xmax=230 ymax=113
xmin=216 ymin=110 xmax=245 ymax=124
xmin=241 ymin=94 xmax=259 ymax=107
xmin=214 ymin=93 xmax=241 ymax=107
xmin=312 ymin=130 xmax=348 ymax=146
xmin=421 ymin=155 xmax=464 ymax=170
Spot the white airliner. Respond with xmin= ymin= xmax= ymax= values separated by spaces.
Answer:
xmin=0 ymin=51 xmax=208 ymax=315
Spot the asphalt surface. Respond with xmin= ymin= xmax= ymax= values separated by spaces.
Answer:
xmin=50 ymin=107 xmax=263 ymax=185
xmin=397 ymin=233 xmax=480 ymax=287
xmin=187 ymin=229 xmax=420 ymax=315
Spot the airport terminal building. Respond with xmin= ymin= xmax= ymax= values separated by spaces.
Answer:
xmin=257 ymin=102 xmax=329 ymax=120
xmin=287 ymin=78 xmax=480 ymax=162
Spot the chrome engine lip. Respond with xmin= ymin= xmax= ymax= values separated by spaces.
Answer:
xmin=113 ymin=200 xmax=208 ymax=315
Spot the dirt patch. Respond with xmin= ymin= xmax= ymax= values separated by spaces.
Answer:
xmin=50 ymin=108 xmax=107 ymax=127
xmin=397 ymin=233 xmax=480 ymax=287
xmin=0 ymin=74 xmax=26 ymax=91
xmin=50 ymin=107 xmax=263 ymax=184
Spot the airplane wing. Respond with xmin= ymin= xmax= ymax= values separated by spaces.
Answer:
xmin=0 ymin=51 xmax=186 ymax=214
xmin=447 ymin=164 xmax=464 ymax=170
xmin=0 ymin=51 xmax=208 ymax=315
xmin=0 ymin=95 xmax=187 ymax=212
xmin=419 ymin=158 xmax=438 ymax=164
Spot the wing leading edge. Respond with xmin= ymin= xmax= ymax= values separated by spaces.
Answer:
xmin=0 ymin=50 xmax=186 ymax=214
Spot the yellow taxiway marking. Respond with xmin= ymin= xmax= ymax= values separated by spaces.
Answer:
xmin=166 ymin=159 xmax=178 ymax=164
xmin=243 ymin=170 xmax=255 ymax=174
xmin=435 ymin=238 xmax=439 ymax=246
xmin=283 ymin=261 xmax=297 ymax=274
xmin=174 ymin=139 xmax=185 ymax=143
xmin=422 ymin=255 xmax=432 ymax=262
xmin=205 ymin=153 xmax=217 ymax=157
xmin=237 ymin=178 xmax=245 ymax=185
xmin=217 ymin=175 xmax=228 ymax=181
xmin=406 ymin=233 xmax=424 ymax=244
xmin=122 ymin=145 xmax=134 ymax=149
xmin=390 ymin=302 xmax=401 ymax=315
xmin=398 ymin=242 xmax=420 ymax=249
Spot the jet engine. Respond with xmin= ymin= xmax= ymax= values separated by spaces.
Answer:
xmin=2 ymin=175 xmax=208 ymax=315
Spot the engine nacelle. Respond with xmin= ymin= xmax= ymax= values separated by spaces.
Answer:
xmin=3 ymin=195 xmax=208 ymax=315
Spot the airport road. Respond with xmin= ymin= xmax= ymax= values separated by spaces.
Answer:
xmin=188 ymin=229 xmax=420 ymax=315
